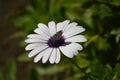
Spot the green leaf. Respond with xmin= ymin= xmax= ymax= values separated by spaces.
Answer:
xmin=90 ymin=4 xmax=112 ymax=19
xmin=18 ymin=53 xmax=32 ymax=62
xmin=90 ymin=64 xmax=106 ymax=79
xmin=0 ymin=69 xmax=3 ymax=80
xmin=10 ymin=31 xmax=27 ymax=39
xmin=75 ymin=54 xmax=90 ymax=68
xmin=111 ymin=28 xmax=120 ymax=43
xmin=96 ymin=37 xmax=110 ymax=50
xmin=6 ymin=59 xmax=16 ymax=80
xmin=112 ymin=0 xmax=120 ymax=6
xmin=84 ymin=35 xmax=98 ymax=47
xmin=35 ymin=65 xmax=64 ymax=75
xmin=28 ymin=68 xmax=40 ymax=80
xmin=114 ymin=63 xmax=120 ymax=77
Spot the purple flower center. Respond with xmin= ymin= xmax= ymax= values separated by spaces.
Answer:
xmin=47 ymin=31 xmax=65 ymax=48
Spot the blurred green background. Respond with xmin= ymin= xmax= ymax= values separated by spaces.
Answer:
xmin=0 ymin=0 xmax=120 ymax=80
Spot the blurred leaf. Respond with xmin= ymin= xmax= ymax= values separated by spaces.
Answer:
xmin=111 ymin=28 xmax=120 ymax=43
xmin=6 ymin=59 xmax=16 ymax=80
xmin=96 ymin=36 xmax=110 ymax=50
xmin=66 ymin=10 xmax=79 ymax=20
xmin=112 ymin=0 xmax=120 ymax=6
xmin=18 ymin=53 xmax=32 ymax=62
xmin=75 ymin=55 xmax=90 ymax=68
xmin=35 ymin=65 xmax=64 ymax=75
xmin=19 ymin=41 xmax=27 ymax=47
xmin=84 ymin=35 xmax=98 ymax=47
xmin=114 ymin=63 xmax=120 ymax=77
xmin=49 ymin=0 xmax=55 ymax=15
xmin=90 ymin=4 xmax=112 ymax=19
xmin=10 ymin=31 xmax=27 ymax=39
xmin=90 ymin=64 xmax=106 ymax=79
xmin=62 ymin=0 xmax=89 ymax=8
xmin=28 ymin=68 xmax=40 ymax=80
xmin=68 ymin=72 xmax=84 ymax=80
xmin=0 ymin=70 xmax=3 ymax=80
xmin=82 ymin=9 xmax=94 ymax=28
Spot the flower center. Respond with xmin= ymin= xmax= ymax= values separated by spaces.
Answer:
xmin=47 ymin=31 xmax=65 ymax=48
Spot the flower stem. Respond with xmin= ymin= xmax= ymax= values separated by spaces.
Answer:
xmin=68 ymin=58 xmax=93 ymax=79
xmin=68 ymin=58 xmax=86 ymax=74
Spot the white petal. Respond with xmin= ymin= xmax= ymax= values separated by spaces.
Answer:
xmin=62 ymin=20 xmax=70 ymax=32
xmin=64 ymin=22 xmax=77 ymax=32
xmin=25 ymin=38 xmax=47 ymax=43
xmin=56 ymin=22 xmax=63 ymax=32
xmin=25 ymin=43 xmax=44 ymax=50
xmin=49 ymin=48 xmax=57 ymax=64
xmin=60 ymin=43 xmax=82 ymax=58
xmin=27 ymin=34 xmax=49 ymax=40
xmin=63 ymin=26 xmax=85 ymax=38
xmin=71 ymin=43 xmax=83 ymax=51
xmin=48 ymin=21 xmax=56 ymax=36
xmin=42 ymin=48 xmax=53 ymax=63
xmin=34 ymin=48 xmax=50 ymax=63
xmin=34 ymin=28 xmax=50 ymax=38
xmin=34 ymin=52 xmax=44 ymax=63
xmin=65 ymin=35 xmax=87 ymax=42
xmin=37 ymin=23 xmax=50 ymax=36
xmin=56 ymin=20 xmax=70 ymax=32
xmin=28 ymin=46 xmax=48 ymax=57
xmin=73 ymin=51 xmax=79 ymax=56
xmin=78 ymin=26 xmax=85 ymax=32
xmin=55 ymin=48 xmax=61 ymax=63
xmin=59 ymin=45 xmax=74 ymax=58
xmin=37 ymin=23 xmax=49 ymax=30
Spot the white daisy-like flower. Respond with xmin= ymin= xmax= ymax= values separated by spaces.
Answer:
xmin=25 ymin=20 xmax=87 ymax=64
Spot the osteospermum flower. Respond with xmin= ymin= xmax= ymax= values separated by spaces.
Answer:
xmin=25 ymin=20 xmax=87 ymax=64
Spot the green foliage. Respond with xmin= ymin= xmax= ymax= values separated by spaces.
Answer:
xmin=9 ymin=0 xmax=120 ymax=80
xmin=6 ymin=59 xmax=16 ymax=80
xmin=18 ymin=52 xmax=32 ymax=62
xmin=0 ymin=69 xmax=3 ymax=80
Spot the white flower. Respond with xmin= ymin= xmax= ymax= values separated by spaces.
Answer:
xmin=25 ymin=20 xmax=87 ymax=64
